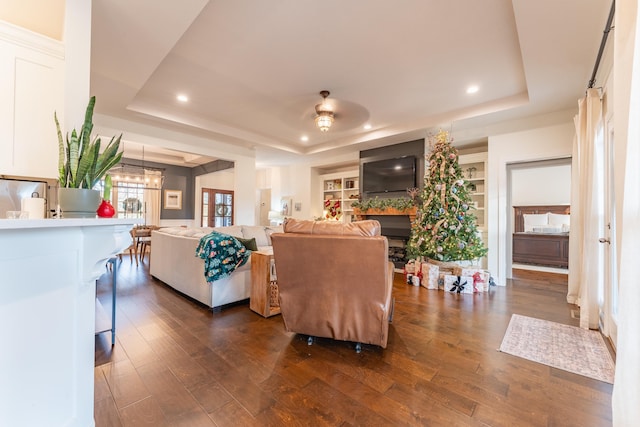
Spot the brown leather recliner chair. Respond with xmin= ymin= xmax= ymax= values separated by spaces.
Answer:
xmin=271 ymin=218 xmax=394 ymax=351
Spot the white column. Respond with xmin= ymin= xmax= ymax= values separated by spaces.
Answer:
xmin=63 ymin=0 xmax=92 ymax=130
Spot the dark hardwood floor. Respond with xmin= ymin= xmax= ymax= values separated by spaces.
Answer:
xmin=94 ymin=261 xmax=613 ymax=426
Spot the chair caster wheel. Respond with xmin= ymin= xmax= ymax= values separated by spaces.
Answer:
xmin=307 ymin=336 xmax=314 ymax=346
xmin=355 ymin=343 xmax=362 ymax=353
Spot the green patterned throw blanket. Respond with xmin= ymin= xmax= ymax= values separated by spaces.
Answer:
xmin=196 ymin=231 xmax=250 ymax=283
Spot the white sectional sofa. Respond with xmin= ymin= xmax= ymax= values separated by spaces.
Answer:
xmin=150 ymin=225 xmax=281 ymax=310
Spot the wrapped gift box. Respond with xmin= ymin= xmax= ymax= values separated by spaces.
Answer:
xmin=474 ymin=271 xmax=491 ymax=292
xmin=404 ymin=260 xmax=417 ymax=274
xmin=472 ymin=272 xmax=485 ymax=292
xmin=411 ymin=275 xmax=421 ymax=287
xmin=444 ymin=275 xmax=474 ymax=294
xmin=459 ymin=267 xmax=483 ymax=277
xmin=420 ymin=262 xmax=439 ymax=290
xmin=459 ymin=268 xmax=490 ymax=292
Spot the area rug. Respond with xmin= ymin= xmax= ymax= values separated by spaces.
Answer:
xmin=499 ymin=314 xmax=615 ymax=384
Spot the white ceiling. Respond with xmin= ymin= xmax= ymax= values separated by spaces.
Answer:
xmin=90 ymin=0 xmax=611 ymax=167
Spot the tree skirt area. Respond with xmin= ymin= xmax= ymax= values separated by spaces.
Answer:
xmin=499 ymin=314 xmax=615 ymax=384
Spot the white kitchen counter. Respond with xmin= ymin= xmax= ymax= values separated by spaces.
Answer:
xmin=0 ymin=217 xmax=136 ymax=229
xmin=0 ymin=218 xmax=139 ymax=426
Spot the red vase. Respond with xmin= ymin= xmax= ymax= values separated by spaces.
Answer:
xmin=97 ymin=199 xmax=116 ymax=218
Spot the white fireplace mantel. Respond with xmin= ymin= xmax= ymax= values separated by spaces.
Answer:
xmin=0 ymin=218 xmax=138 ymax=427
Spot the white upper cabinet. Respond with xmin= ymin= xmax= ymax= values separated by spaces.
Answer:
xmin=0 ymin=22 xmax=64 ymax=179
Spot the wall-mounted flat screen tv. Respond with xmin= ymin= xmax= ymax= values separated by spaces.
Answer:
xmin=363 ymin=156 xmax=416 ymax=193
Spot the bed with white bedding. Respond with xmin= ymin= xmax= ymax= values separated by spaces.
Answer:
xmin=512 ymin=205 xmax=570 ymax=268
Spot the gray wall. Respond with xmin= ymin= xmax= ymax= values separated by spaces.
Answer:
xmin=192 ymin=160 xmax=234 ymax=177
xmin=120 ymin=158 xmax=235 ymax=221
xmin=121 ymin=158 xmax=194 ymax=220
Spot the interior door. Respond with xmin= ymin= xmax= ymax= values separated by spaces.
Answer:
xmin=599 ymin=115 xmax=618 ymax=348
xmin=258 ymin=188 xmax=271 ymax=226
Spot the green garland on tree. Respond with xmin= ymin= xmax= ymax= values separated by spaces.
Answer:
xmin=407 ymin=130 xmax=488 ymax=262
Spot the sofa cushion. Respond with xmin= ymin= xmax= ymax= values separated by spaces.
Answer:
xmin=214 ymin=225 xmax=243 ymax=238
xmin=265 ymin=225 xmax=284 ymax=245
xmin=283 ymin=218 xmax=381 ymax=236
xmin=241 ymin=225 xmax=270 ymax=247
xmin=236 ymin=236 xmax=258 ymax=251
xmin=157 ymin=227 xmax=213 ymax=238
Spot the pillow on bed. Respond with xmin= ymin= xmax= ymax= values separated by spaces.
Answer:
xmin=236 ymin=237 xmax=258 ymax=251
xmin=523 ymin=213 xmax=548 ymax=232
xmin=532 ymin=225 xmax=563 ymax=233
xmin=548 ymin=213 xmax=570 ymax=227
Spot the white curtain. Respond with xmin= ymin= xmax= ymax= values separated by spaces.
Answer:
xmin=613 ymin=0 xmax=640 ymax=423
xmin=567 ymin=88 xmax=603 ymax=330
xmin=144 ymin=169 xmax=161 ymax=226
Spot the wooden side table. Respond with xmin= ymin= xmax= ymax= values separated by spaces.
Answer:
xmin=250 ymin=250 xmax=281 ymax=317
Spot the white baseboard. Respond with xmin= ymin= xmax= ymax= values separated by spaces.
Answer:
xmin=159 ymin=219 xmax=196 ymax=228
xmin=512 ymin=263 xmax=568 ymax=275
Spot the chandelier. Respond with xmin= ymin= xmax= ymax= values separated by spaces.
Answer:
xmin=314 ymin=90 xmax=334 ymax=132
xmin=108 ymin=146 xmax=164 ymax=190
xmin=109 ymin=163 xmax=164 ymax=189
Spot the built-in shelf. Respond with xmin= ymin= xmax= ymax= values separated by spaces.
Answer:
xmin=460 ymin=152 xmax=488 ymax=268
xmin=320 ymin=170 xmax=359 ymax=223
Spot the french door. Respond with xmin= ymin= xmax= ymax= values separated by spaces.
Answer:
xmin=201 ymin=188 xmax=234 ymax=228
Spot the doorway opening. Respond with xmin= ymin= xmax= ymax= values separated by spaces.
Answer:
xmin=506 ymin=157 xmax=572 ymax=278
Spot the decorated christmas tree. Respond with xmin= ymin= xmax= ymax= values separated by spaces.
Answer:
xmin=407 ymin=130 xmax=488 ymax=262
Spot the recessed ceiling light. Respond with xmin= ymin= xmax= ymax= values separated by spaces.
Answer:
xmin=176 ymin=94 xmax=189 ymax=102
xmin=466 ymin=85 xmax=479 ymax=94
xmin=300 ymin=135 xmax=309 ymax=142
xmin=363 ymin=124 xmax=372 ymax=130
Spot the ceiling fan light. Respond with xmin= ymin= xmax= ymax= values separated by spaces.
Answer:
xmin=314 ymin=90 xmax=335 ymax=132
xmin=315 ymin=111 xmax=334 ymax=132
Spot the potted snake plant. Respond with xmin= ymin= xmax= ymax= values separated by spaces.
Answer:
xmin=55 ymin=96 xmax=123 ymax=218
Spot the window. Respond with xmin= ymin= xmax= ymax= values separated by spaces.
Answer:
xmin=202 ymin=189 xmax=233 ymax=227
xmin=114 ymin=182 xmax=146 ymax=219
xmin=99 ymin=168 xmax=163 ymax=224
